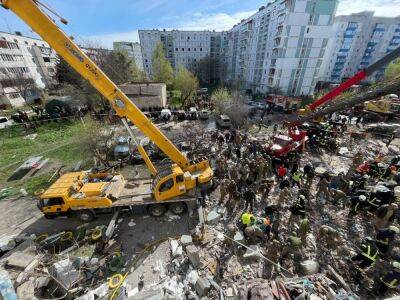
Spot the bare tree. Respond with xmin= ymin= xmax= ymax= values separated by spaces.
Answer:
xmin=0 ymin=68 xmax=41 ymax=102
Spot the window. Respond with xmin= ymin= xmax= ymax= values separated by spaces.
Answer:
xmin=175 ymin=48 xmax=178 ymax=51
xmin=176 ymin=175 xmax=184 ymax=183
xmin=182 ymin=48 xmax=184 ymax=51
xmin=159 ymin=178 xmax=174 ymax=192
xmin=200 ymin=48 xmax=202 ymax=51
xmin=43 ymin=197 xmax=64 ymax=206
xmin=188 ymin=48 xmax=190 ymax=51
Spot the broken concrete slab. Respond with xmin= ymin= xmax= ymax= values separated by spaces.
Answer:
xmin=233 ymin=231 xmax=245 ymax=244
xmin=300 ymin=260 xmax=320 ymax=275
xmin=50 ymin=258 xmax=80 ymax=290
xmin=195 ymin=277 xmax=211 ymax=297
xmin=130 ymin=288 xmax=164 ymax=300
xmin=186 ymin=245 xmax=201 ymax=268
xmin=16 ymin=278 xmax=36 ymax=299
xmin=206 ymin=210 xmax=221 ymax=224
xmin=0 ymin=235 xmax=16 ymax=253
xmin=6 ymin=251 xmax=36 ymax=270
xmin=170 ymin=239 xmax=183 ymax=257
xmin=180 ymin=235 xmax=193 ymax=246
xmin=243 ymin=245 xmax=262 ymax=261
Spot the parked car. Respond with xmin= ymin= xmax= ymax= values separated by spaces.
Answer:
xmin=160 ymin=109 xmax=172 ymax=121
xmin=113 ymin=136 xmax=132 ymax=159
xmin=198 ymin=110 xmax=210 ymax=120
xmin=216 ymin=114 xmax=232 ymax=129
xmin=0 ymin=116 xmax=13 ymax=129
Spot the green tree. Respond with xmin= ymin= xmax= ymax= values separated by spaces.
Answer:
xmin=174 ymin=66 xmax=199 ymax=106
xmin=55 ymin=49 xmax=142 ymax=109
xmin=211 ymin=88 xmax=231 ymax=103
xmin=384 ymin=59 xmax=400 ymax=80
xmin=151 ymin=42 xmax=174 ymax=86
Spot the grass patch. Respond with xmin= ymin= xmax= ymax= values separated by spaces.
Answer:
xmin=0 ymin=120 xmax=87 ymax=167
xmin=25 ymin=174 xmax=53 ymax=195
xmin=0 ymin=118 xmax=94 ymax=192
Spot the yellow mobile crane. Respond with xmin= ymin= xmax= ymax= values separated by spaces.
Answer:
xmin=1 ymin=0 xmax=213 ymax=220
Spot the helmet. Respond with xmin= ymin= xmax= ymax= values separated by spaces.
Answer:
xmin=393 ymin=261 xmax=400 ymax=270
xmin=359 ymin=195 xmax=367 ymax=201
xmin=389 ymin=226 xmax=400 ymax=234
xmin=299 ymin=195 xmax=306 ymax=200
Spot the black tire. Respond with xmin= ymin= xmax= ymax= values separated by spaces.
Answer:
xmin=44 ymin=214 xmax=56 ymax=220
xmin=148 ymin=204 xmax=167 ymax=217
xmin=170 ymin=202 xmax=187 ymax=215
xmin=77 ymin=210 xmax=95 ymax=222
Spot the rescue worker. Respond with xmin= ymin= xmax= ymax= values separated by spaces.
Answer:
xmin=351 ymin=239 xmax=379 ymax=269
xmin=299 ymin=217 xmax=310 ymax=243
xmin=366 ymin=194 xmax=382 ymax=213
xmin=346 ymin=152 xmax=364 ymax=178
xmin=377 ymin=261 xmax=400 ymax=296
xmin=278 ymin=187 xmax=292 ymax=206
xmin=316 ymin=174 xmax=331 ymax=201
xmin=289 ymin=195 xmax=306 ymax=219
xmin=259 ymin=178 xmax=274 ymax=203
xmin=243 ymin=186 xmax=256 ymax=211
xmin=303 ymin=163 xmax=315 ymax=189
xmin=277 ymin=164 xmax=287 ymax=181
xmin=292 ymin=170 xmax=302 ymax=188
xmin=375 ymin=203 xmax=398 ymax=230
xmin=241 ymin=212 xmax=255 ymax=228
xmin=376 ymin=226 xmax=399 ymax=255
xmin=349 ymin=195 xmax=367 ymax=215
xmin=318 ymin=225 xmax=342 ymax=248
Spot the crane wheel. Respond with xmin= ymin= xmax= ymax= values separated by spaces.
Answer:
xmin=91 ymin=228 xmax=102 ymax=241
xmin=35 ymin=233 xmax=48 ymax=244
xmin=170 ymin=202 xmax=187 ymax=215
xmin=77 ymin=210 xmax=95 ymax=222
xmin=60 ymin=231 xmax=73 ymax=242
xmin=148 ymin=204 xmax=166 ymax=217
xmin=109 ymin=274 xmax=123 ymax=289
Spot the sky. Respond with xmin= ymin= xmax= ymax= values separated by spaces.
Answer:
xmin=0 ymin=0 xmax=399 ymax=49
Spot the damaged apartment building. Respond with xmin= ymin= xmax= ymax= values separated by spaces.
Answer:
xmin=0 ymin=31 xmax=58 ymax=107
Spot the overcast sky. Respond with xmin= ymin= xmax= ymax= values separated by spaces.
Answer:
xmin=0 ymin=0 xmax=399 ymax=48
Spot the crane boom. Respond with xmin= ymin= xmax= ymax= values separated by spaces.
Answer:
xmin=309 ymin=46 xmax=400 ymax=111
xmin=1 ymin=0 xmax=190 ymax=169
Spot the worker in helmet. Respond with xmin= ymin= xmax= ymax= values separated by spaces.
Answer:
xmin=349 ymin=195 xmax=367 ymax=215
xmin=376 ymin=226 xmax=399 ymax=255
xmin=351 ymin=238 xmax=380 ymax=269
xmin=377 ymin=261 xmax=400 ymax=296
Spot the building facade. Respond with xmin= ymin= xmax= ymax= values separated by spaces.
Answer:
xmin=138 ymin=29 xmax=225 ymax=83
xmin=0 ymin=31 xmax=58 ymax=107
xmin=113 ymin=41 xmax=144 ymax=71
xmin=225 ymin=0 xmax=338 ymax=95
xmin=320 ymin=11 xmax=400 ymax=83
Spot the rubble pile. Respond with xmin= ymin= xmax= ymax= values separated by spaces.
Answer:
xmin=1 ymin=117 xmax=400 ymax=299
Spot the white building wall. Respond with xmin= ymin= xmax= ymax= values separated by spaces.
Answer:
xmin=113 ymin=41 xmax=144 ymax=71
xmin=0 ymin=31 xmax=57 ymax=107
xmin=322 ymin=11 xmax=400 ymax=83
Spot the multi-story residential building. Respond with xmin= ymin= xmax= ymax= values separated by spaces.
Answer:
xmin=138 ymin=30 xmax=225 ymax=83
xmin=113 ymin=41 xmax=144 ymax=71
xmin=320 ymin=11 xmax=400 ymax=83
xmin=225 ymin=0 xmax=338 ymax=95
xmin=0 ymin=31 xmax=57 ymax=107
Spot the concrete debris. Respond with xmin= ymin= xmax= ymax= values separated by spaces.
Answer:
xmin=186 ymin=245 xmax=201 ymax=268
xmin=186 ymin=269 xmax=199 ymax=285
xmin=180 ymin=235 xmax=193 ymax=246
xmin=206 ymin=209 xmax=221 ymax=224
xmin=170 ymin=239 xmax=183 ymax=257
xmin=0 ymin=235 xmax=17 ymax=252
xmin=243 ymin=245 xmax=262 ymax=261
xmin=195 ymin=277 xmax=211 ymax=297
xmin=16 ymin=278 xmax=36 ymax=299
xmin=300 ymin=260 xmax=320 ymax=275
xmin=50 ymin=258 xmax=80 ymax=290
xmin=6 ymin=251 xmax=36 ymax=270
